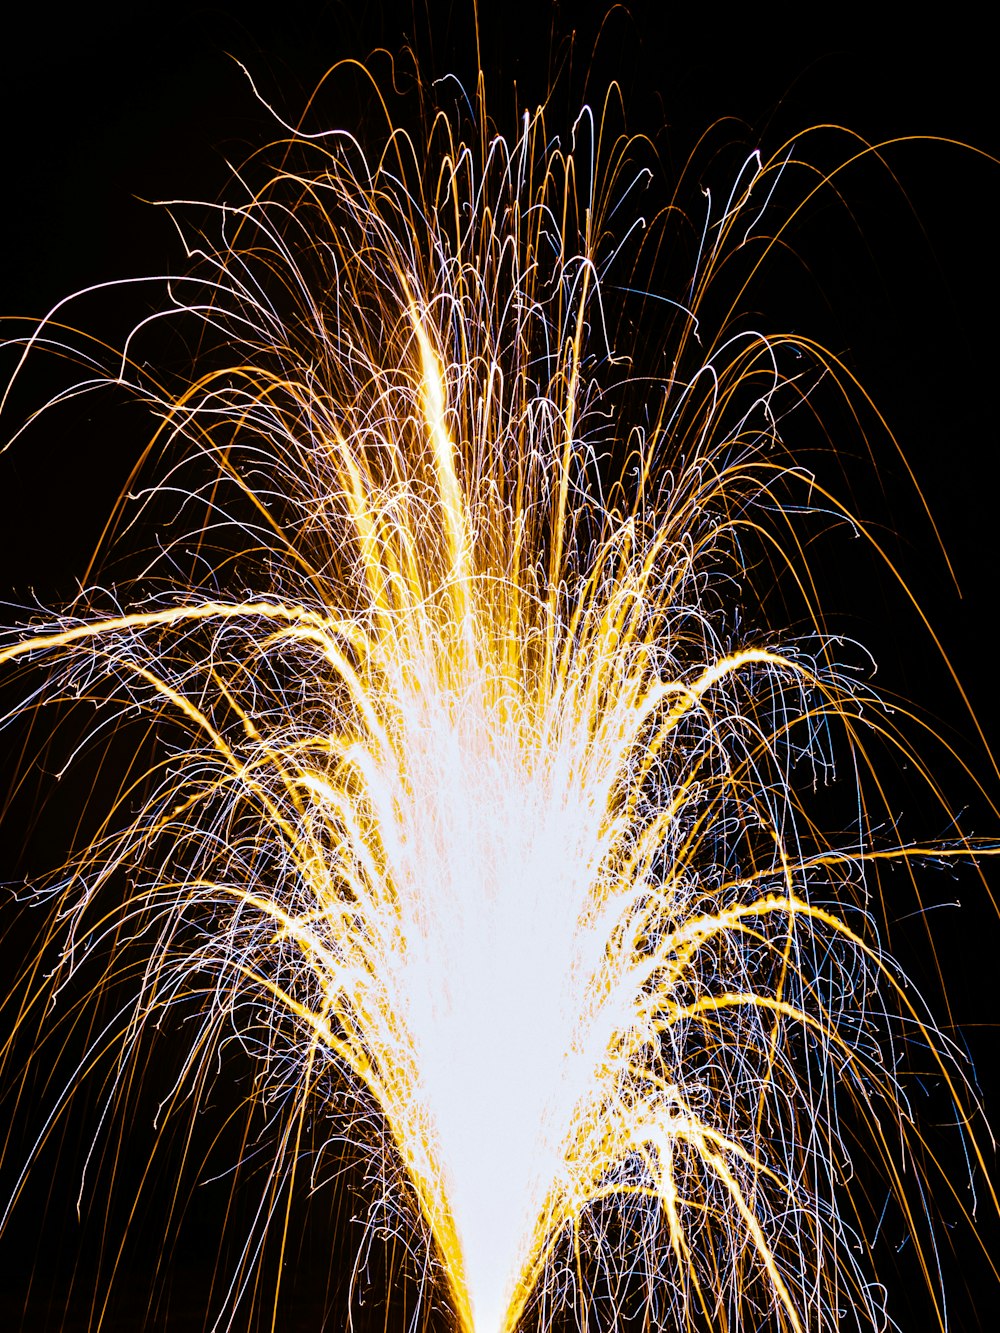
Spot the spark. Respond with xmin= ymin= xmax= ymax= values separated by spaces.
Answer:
xmin=2 ymin=68 xmax=997 ymax=1333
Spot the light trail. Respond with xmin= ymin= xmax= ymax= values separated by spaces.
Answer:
xmin=2 ymin=69 xmax=997 ymax=1333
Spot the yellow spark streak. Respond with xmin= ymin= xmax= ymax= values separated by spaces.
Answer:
xmin=1 ymin=70 xmax=997 ymax=1333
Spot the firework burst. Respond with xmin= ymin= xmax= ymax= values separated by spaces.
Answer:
xmin=2 ymin=62 xmax=997 ymax=1333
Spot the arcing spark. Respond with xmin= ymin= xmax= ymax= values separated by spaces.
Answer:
xmin=1 ymin=74 xmax=996 ymax=1333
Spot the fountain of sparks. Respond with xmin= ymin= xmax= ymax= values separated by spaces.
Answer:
xmin=1 ymin=72 xmax=997 ymax=1333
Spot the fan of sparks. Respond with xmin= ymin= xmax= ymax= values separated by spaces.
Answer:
xmin=1 ymin=73 xmax=996 ymax=1333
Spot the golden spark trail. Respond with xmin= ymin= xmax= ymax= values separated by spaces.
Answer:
xmin=1 ymin=68 xmax=998 ymax=1333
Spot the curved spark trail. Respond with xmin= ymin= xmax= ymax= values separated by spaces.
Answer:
xmin=1 ymin=70 xmax=998 ymax=1333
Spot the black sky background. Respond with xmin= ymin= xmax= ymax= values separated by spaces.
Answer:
xmin=2 ymin=2 xmax=1000 ymax=1330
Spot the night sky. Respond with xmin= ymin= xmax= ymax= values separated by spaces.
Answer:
xmin=2 ymin=3 xmax=999 ymax=1329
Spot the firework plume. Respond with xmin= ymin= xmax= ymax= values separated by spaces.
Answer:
xmin=1 ymin=64 xmax=997 ymax=1333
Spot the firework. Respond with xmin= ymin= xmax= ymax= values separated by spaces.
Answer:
xmin=1 ymin=65 xmax=997 ymax=1333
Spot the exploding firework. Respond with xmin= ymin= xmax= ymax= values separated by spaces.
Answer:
xmin=1 ymin=55 xmax=998 ymax=1333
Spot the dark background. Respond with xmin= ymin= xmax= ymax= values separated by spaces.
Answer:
xmin=2 ymin=2 xmax=999 ymax=1329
